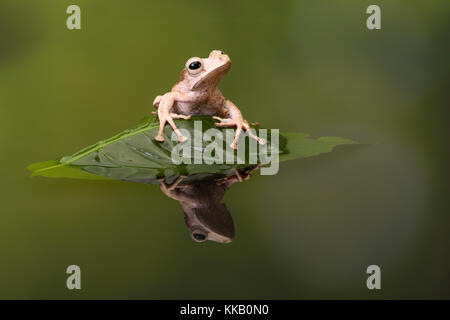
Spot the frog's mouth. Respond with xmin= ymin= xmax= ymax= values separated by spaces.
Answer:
xmin=191 ymin=61 xmax=231 ymax=90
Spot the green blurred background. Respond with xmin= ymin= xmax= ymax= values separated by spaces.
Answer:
xmin=1 ymin=0 xmax=449 ymax=299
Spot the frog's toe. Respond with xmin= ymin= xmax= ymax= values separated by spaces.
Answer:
xmin=178 ymin=135 xmax=188 ymax=143
xmin=170 ymin=113 xmax=191 ymax=120
xmin=234 ymin=169 xmax=244 ymax=182
xmin=215 ymin=120 xmax=233 ymax=127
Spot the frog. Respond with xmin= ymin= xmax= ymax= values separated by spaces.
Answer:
xmin=158 ymin=165 xmax=261 ymax=243
xmin=152 ymin=50 xmax=266 ymax=150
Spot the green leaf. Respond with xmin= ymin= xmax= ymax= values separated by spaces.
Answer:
xmin=27 ymin=116 xmax=356 ymax=184
xmin=27 ymin=160 xmax=111 ymax=180
xmin=279 ymin=133 xmax=358 ymax=162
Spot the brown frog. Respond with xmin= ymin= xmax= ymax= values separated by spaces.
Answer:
xmin=158 ymin=165 xmax=261 ymax=243
xmin=153 ymin=50 xmax=265 ymax=150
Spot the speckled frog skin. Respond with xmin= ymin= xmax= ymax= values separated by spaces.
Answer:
xmin=153 ymin=50 xmax=265 ymax=149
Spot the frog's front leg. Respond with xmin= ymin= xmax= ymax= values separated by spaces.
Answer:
xmin=154 ymin=93 xmax=191 ymax=143
xmin=214 ymin=99 xmax=266 ymax=150
xmin=158 ymin=176 xmax=193 ymax=203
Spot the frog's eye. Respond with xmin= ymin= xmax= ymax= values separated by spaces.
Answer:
xmin=186 ymin=58 xmax=203 ymax=75
xmin=190 ymin=229 xmax=207 ymax=242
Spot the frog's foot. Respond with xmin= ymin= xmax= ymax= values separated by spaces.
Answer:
xmin=157 ymin=177 xmax=168 ymax=191
xmin=234 ymin=166 xmax=260 ymax=182
xmin=168 ymin=175 xmax=187 ymax=190
xmin=215 ymin=172 xmax=242 ymax=185
xmin=158 ymin=175 xmax=187 ymax=191
xmin=213 ymin=117 xmax=266 ymax=150
xmin=246 ymin=163 xmax=262 ymax=176
xmin=159 ymin=175 xmax=186 ymax=191
xmin=234 ymin=168 xmax=245 ymax=182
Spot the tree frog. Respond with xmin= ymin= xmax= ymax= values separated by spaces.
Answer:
xmin=159 ymin=165 xmax=260 ymax=243
xmin=153 ymin=50 xmax=265 ymax=150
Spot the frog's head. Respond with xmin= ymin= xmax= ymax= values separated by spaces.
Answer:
xmin=180 ymin=50 xmax=231 ymax=91
xmin=182 ymin=203 xmax=235 ymax=244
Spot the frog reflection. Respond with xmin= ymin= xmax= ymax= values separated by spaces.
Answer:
xmin=158 ymin=166 xmax=260 ymax=243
